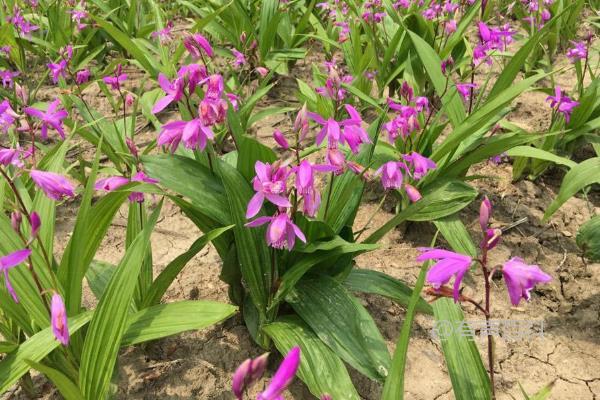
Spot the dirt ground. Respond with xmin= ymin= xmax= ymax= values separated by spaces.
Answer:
xmin=5 ymin=41 xmax=600 ymax=400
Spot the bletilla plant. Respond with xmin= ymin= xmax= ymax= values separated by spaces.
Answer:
xmin=420 ymin=197 xmax=552 ymax=397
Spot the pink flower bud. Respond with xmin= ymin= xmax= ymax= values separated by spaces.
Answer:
xmin=255 ymin=67 xmax=269 ymax=77
xmin=404 ymin=184 xmax=422 ymax=202
xmin=232 ymin=353 xmax=269 ymax=399
xmin=125 ymin=93 xmax=134 ymax=108
xmin=273 ymin=129 xmax=289 ymax=149
xmin=29 ymin=211 xmax=41 ymax=238
xmin=15 ymin=83 xmax=28 ymax=104
xmin=479 ymin=196 xmax=492 ymax=232
xmin=481 ymin=228 xmax=501 ymax=250
xmin=51 ymin=293 xmax=69 ymax=345
xmin=11 ymin=211 xmax=21 ymax=233
xmin=240 ymin=32 xmax=247 ymax=43
xmin=126 ymin=138 xmax=139 ymax=159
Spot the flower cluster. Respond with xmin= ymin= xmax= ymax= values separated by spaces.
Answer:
xmin=315 ymin=60 xmax=353 ymax=102
xmin=474 ymin=22 xmax=515 ymax=66
xmin=383 ymin=82 xmax=429 ymax=143
xmin=546 ymin=86 xmax=579 ymax=123
xmin=419 ymin=197 xmax=552 ymax=306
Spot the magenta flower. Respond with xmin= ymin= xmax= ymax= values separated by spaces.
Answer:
xmin=95 ymin=176 xmax=130 ymax=192
xmin=308 ymin=113 xmax=341 ymax=149
xmin=29 ymin=211 xmax=41 ymax=238
xmin=47 ymin=60 xmax=67 ymax=84
xmin=0 ymin=148 xmax=22 ymax=167
xmin=246 ymin=213 xmax=306 ymax=251
xmin=152 ymin=73 xmax=185 ymax=114
xmin=29 ymin=170 xmax=75 ymax=201
xmin=273 ymin=129 xmax=289 ymax=149
xmin=246 ymin=162 xmax=291 ymax=219
xmin=181 ymin=119 xmax=214 ymax=150
xmin=0 ymin=100 xmax=18 ymax=133
xmin=0 ymin=248 xmax=31 ymax=302
xmin=75 ymin=69 xmax=91 ymax=84
xmin=184 ymin=33 xmax=214 ymax=59
xmin=0 ymin=70 xmax=20 ymax=88
xmin=376 ymin=161 xmax=407 ymax=190
xmin=566 ymin=41 xmax=587 ymax=63
xmin=502 ymin=257 xmax=552 ymax=306
xmin=151 ymin=21 xmax=174 ymax=43
xmin=340 ymin=105 xmax=371 ymax=154
xmin=129 ymin=171 xmax=159 ymax=203
xmin=103 ymin=64 xmax=127 ymax=91
xmin=546 ymin=86 xmax=579 ymax=123
xmin=232 ymin=353 xmax=269 ymax=399
xmin=157 ymin=120 xmax=185 ymax=153
xmin=403 ymin=152 xmax=436 ymax=179
xmin=51 ymin=293 xmax=69 ymax=345
xmin=417 ymin=248 xmax=473 ymax=302
xmin=231 ymin=49 xmax=246 ymax=68
xmin=178 ymin=64 xmax=208 ymax=94
xmin=24 ymin=99 xmax=68 ymax=140
xmin=457 ymin=83 xmax=477 ymax=101
xmin=257 ymin=347 xmax=301 ymax=400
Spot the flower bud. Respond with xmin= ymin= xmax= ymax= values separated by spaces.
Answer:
xmin=240 ymin=32 xmax=247 ymax=43
xmin=29 ymin=211 xmax=41 ymax=238
xmin=479 ymin=196 xmax=492 ymax=232
xmin=11 ymin=211 xmax=22 ymax=233
xmin=481 ymin=228 xmax=502 ymax=250
xmin=404 ymin=184 xmax=422 ymax=202
xmin=15 ymin=83 xmax=28 ymax=105
xmin=126 ymin=138 xmax=139 ymax=159
xmin=255 ymin=67 xmax=269 ymax=77
xmin=232 ymin=353 xmax=269 ymax=399
xmin=294 ymin=104 xmax=309 ymax=141
xmin=273 ymin=129 xmax=289 ymax=149
xmin=321 ymin=395 xmax=333 ymax=400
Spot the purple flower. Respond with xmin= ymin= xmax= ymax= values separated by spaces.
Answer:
xmin=308 ymin=113 xmax=341 ymax=149
xmin=417 ymin=248 xmax=473 ymax=302
xmin=273 ymin=129 xmax=289 ymax=149
xmin=376 ymin=161 xmax=406 ymax=190
xmin=51 ymin=293 xmax=69 ymax=345
xmin=566 ymin=41 xmax=587 ymax=63
xmin=103 ymin=64 xmax=127 ymax=91
xmin=0 ymin=249 xmax=31 ymax=302
xmin=257 ymin=347 xmax=301 ymax=400
xmin=232 ymin=353 xmax=269 ymax=399
xmin=29 ymin=211 xmax=41 ymax=238
xmin=95 ymin=176 xmax=130 ymax=192
xmin=231 ymin=48 xmax=246 ymax=68
xmin=152 ymin=73 xmax=185 ymax=114
xmin=47 ymin=60 xmax=67 ymax=84
xmin=29 ymin=170 xmax=75 ymax=201
xmin=340 ymin=105 xmax=371 ymax=153
xmin=178 ymin=64 xmax=207 ymax=94
xmin=502 ymin=257 xmax=552 ymax=306
xmin=157 ymin=121 xmax=185 ymax=153
xmin=128 ymin=171 xmax=159 ymax=203
xmin=151 ymin=21 xmax=174 ymax=43
xmin=24 ymin=99 xmax=68 ymax=140
xmin=456 ymin=83 xmax=477 ymax=101
xmin=0 ymin=70 xmax=19 ymax=88
xmin=0 ymin=100 xmax=18 ymax=133
xmin=184 ymin=33 xmax=214 ymax=59
xmin=0 ymin=148 xmax=23 ymax=167
xmin=181 ymin=118 xmax=215 ymax=150
xmin=246 ymin=213 xmax=306 ymax=250
xmin=403 ymin=152 xmax=436 ymax=180
xmin=246 ymin=161 xmax=291 ymax=219
xmin=546 ymin=86 xmax=579 ymax=123
xmin=75 ymin=69 xmax=91 ymax=84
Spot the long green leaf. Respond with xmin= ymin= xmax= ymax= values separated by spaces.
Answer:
xmin=143 ymin=225 xmax=234 ymax=306
xmin=544 ymin=157 xmax=600 ymax=219
xmin=432 ymin=298 xmax=491 ymax=399
xmin=142 ymin=154 xmax=230 ymax=225
xmin=121 ymin=301 xmax=237 ymax=346
xmin=264 ymin=316 xmax=360 ymax=400
xmin=506 ymin=146 xmax=577 ymax=168
xmin=407 ymin=30 xmax=465 ymax=127
xmin=25 ymin=360 xmax=83 ymax=400
xmin=344 ymin=269 xmax=432 ymax=314
xmin=288 ymin=277 xmax=391 ymax=382
xmin=576 ymin=215 xmax=600 ymax=261
xmin=79 ymin=202 xmax=162 ymax=399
